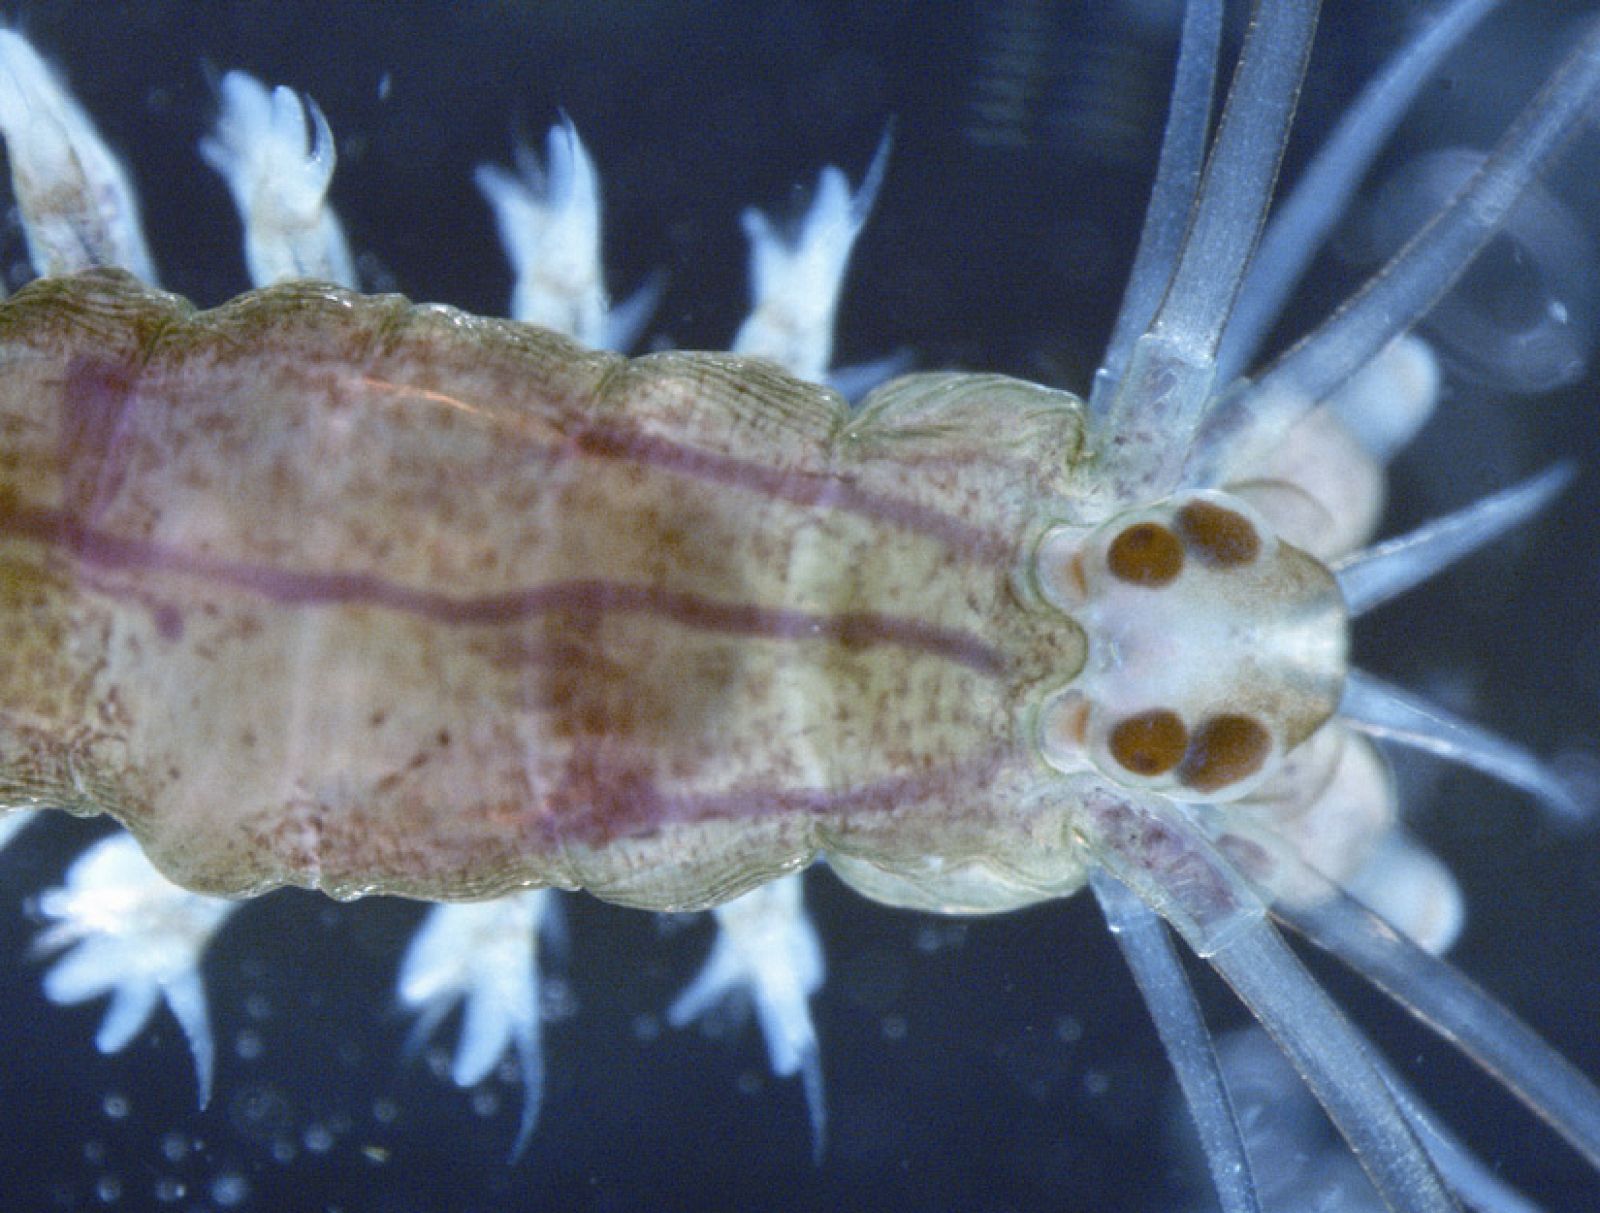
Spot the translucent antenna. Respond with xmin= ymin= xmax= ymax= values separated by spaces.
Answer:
xmin=1333 ymin=463 xmax=1575 ymax=615
xmin=1090 ymin=0 xmax=1223 ymax=413
xmin=1372 ymin=1059 xmax=1548 ymax=1213
xmin=1080 ymin=784 xmax=1455 ymax=1212
xmin=1217 ymin=0 xmax=1502 ymax=380
xmin=1188 ymin=16 xmax=1600 ymax=487
xmin=1204 ymin=912 xmax=1457 ymax=1213
xmin=1275 ymin=875 xmax=1600 ymax=1171
xmin=1097 ymin=0 xmax=1320 ymax=502
xmin=1340 ymin=670 xmax=1591 ymax=824
xmin=1091 ymin=870 xmax=1260 ymax=1213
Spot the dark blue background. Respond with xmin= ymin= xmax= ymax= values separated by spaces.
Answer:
xmin=1 ymin=2 xmax=1597 ymax=1210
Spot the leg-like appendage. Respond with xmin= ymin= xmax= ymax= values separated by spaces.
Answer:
xmin=199 ymin=71 xmax=355 ymax=289
xmin=668 ymin=873 xmax=827 ymax=1162
xmin=732 ymin=129 xmax=892 ymax=387
xmin=0 ymin=30 xmax=156 ymax=282
xmin=396 ymin=889 xmax=559 ymax=1161
xmin=476 ymin=120 xmax=663 ymax=351
xmin=34 ymin=833 xmax=237 ymax=1108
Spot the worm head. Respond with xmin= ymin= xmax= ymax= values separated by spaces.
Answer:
xmin=1033 ymin=491 xmax=1347 ymax=802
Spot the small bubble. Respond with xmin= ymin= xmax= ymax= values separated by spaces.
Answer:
xmin=270 ymin=1136 xmax=297 ymax=1165
xmin=881 ymin=1014 xmax=908 ymax=1042
xmin=83 ymin=1140 xmax=107 ymax=1165
xmin=1083 ymin=1070 xmax=1110 ymax=1097
xmin=470 ymin=1088 xmax=500 ymax=1118
xmin=159 ymin=1132 xmax=190 ymax=1163
xmin=229 ymin=1084 xmax=292 ymax=1140
xmin=210 ymin=1173 xmax=251 ymax=1208
xmin=1054 ymin=1015 xmax=1083 ymax=1044
xmin=94 ymin=1174 xmax=122 ymax=1203
xmin=102 ymin=1092 xmax=131 ymax=1120
xmin=735 ymin=1070 xmax=764 ymax=1097
xmin=304 ymin=1123 xmax=335 ymax=1154
xmin=542 ymin=977 xmax=579 ymax=1021
xmin=371 ymin=1097 xmax=399 ymax=1126
xmin=152 ymin=1176 xmax=186 ymax=1203
xmin=234 ymin=1029 xmax=264 ymax=1061
xmin=244 ymin=993 xmax=272 ymax=1021
xmin=631 ymin=1012 xmax=661 ymax=1044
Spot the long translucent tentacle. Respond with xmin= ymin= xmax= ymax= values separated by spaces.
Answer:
xmin=1090 ymin=870 xmax=1260 ymax=1213
xmin=1333 ymin=464 xmax=1574 ymax=616
xmin=1217 ymin=0 xmax=1502 ymax=380
xmin=1374 ymin=1060 xmax=1546 ymax=1213
xmin=1340 ymin=670 xmax=1590 ymax=824
xmin=1090 ymin=0 xmax=1223 ymax=414
xmin=1274 ymin=875 xmax=1600 ymax=1171
xmin=1203 ymin=914 xmax=1459 ymax=1213
xmin=1078 ymin=784 xmax=1458 ymax=1213
xmin=1097 ymin=0 xmax=1320 ymax=504
xmin=1188 ymin=16 xmax=1600 ymax=487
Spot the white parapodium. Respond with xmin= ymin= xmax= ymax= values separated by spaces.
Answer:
xmin=733 ymin=130 xmax=894 ymax=387
xmin=477 ymin=119 xmax=660 ymax=353
xmin=199 ymin=69 xmax=355 ymax=290
xmin=396 ymin=890 xmax=558 ymax=1161
xmin=33 ymin=832 xmax=237 ymax=1107
xmin=0 ymin=29 xmax=156 ymax=283
xmin=668 ymin=874 xmax=828 ymax=1159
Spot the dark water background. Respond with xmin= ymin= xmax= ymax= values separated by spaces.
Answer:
xmin=0 ymin=2 xmax=1598 ymax=1210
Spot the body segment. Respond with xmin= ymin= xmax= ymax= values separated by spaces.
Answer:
xmin=0 ymin=270 xmax=1087 ymax=907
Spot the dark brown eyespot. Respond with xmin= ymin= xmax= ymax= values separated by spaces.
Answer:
xmin=1178 ymin=714 xmax=1271 ymax=792
xmin=1175 ymin=499 xmax=1260 ymax=567
xmin=1107 ymin=522 xmax=1183 ymax=586
xmin=1108 ymin=709 xmax=1189 ymax=776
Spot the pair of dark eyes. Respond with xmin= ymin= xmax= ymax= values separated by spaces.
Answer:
xmin=1106 ymin=500 xmax=1261 ymax=587
xmin=1108 ymin=709 xmax=1271 ymax=793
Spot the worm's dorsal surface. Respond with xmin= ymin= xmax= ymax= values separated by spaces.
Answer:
xmin=0 ymin=269 xmax=1089 ymax=907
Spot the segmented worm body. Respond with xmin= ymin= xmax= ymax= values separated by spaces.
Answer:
xmin=1 ymin=5 xmax=1599 ymax=1212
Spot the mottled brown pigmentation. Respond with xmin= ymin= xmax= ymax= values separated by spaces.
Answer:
xmin=0 ymin=272 xmax=1092 ymax=910
xmin=1178 ymin=713 xmax=1271 ymax=792
xmin=1108 ymin=709 xmax=1188 ymax=776
xmin=1106 ymin=522 xmax=1183 ymax=586
xmin=1176 ymin=499 xmax=1260 ymax=567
